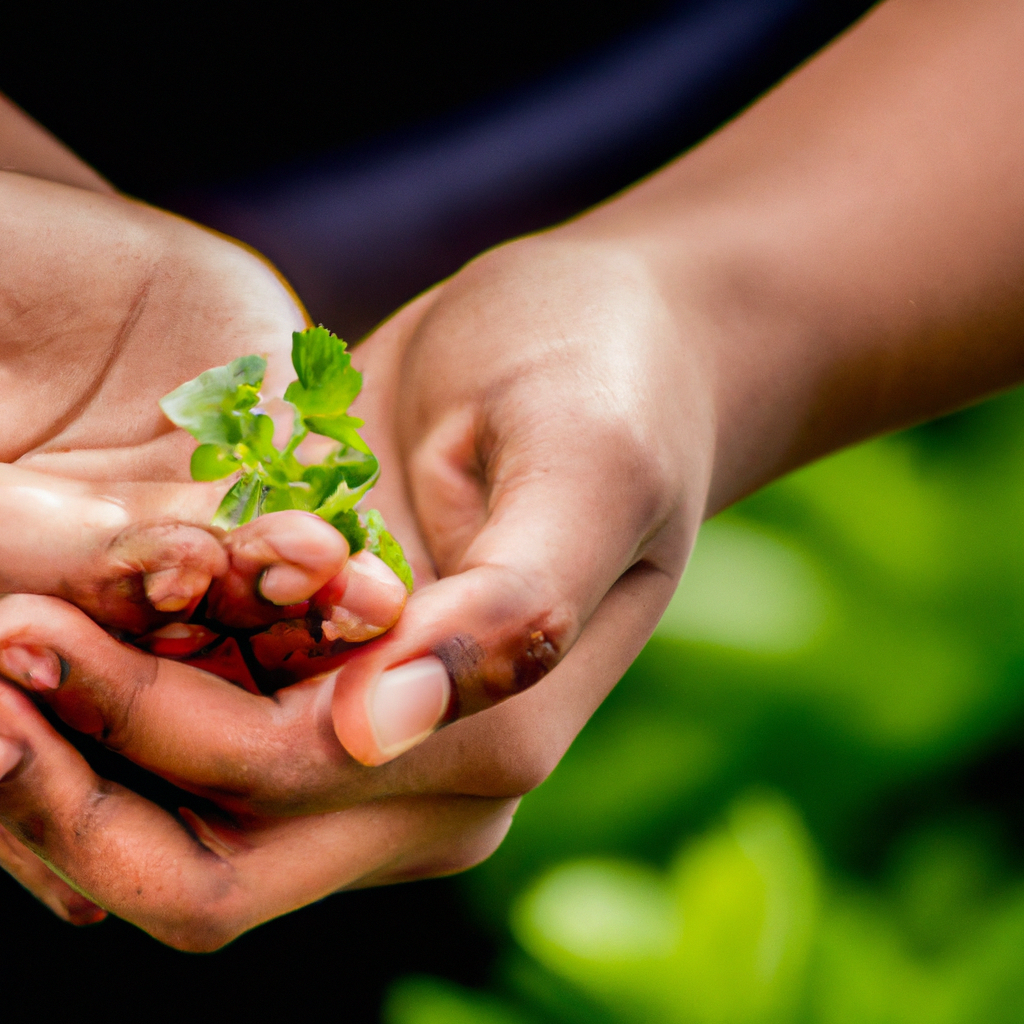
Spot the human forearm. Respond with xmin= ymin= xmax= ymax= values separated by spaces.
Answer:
xmin=571 ymin=0 xmax=1024 ymax=513
xmin=0 ymin=94 xmax=113 ymax=193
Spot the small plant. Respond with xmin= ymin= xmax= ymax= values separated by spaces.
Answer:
xmin=160 ymin=325 xmax=412 ymax=590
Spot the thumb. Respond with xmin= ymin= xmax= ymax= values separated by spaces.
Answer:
xmin=330 ymin=413 xmax=681 ymax=766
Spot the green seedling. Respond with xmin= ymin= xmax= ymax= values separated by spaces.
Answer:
xmin=160 ymin=326 xmax=413 ymax=591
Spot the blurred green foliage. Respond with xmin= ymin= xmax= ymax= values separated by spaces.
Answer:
xmin=386 ymin=389 xmax=1024 ymax=1024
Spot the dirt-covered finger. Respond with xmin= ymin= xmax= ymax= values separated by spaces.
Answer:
xmin=0 ymin=595 xmax=354 ymax=812
xmin=328 ymin=562 xmax=582 ymax=767
xmin=0 ymin=679 xmax=257 ymax=949
xmin=311 ymin=550 xmax=408 ymax=643
xmin=94 ymin=519 xmax=229 ymax=627
xmin=206 ymin=510 xmax=348 ymax=628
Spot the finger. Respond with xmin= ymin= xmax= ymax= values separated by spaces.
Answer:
xmin=99 ymin=519 xmax=228 ymax=626
xmin=206 ymin=511 xmax=348 ymax=627
xmin=310 ymin=549 xmax=408 ymax=643
xmin=0 ymin=677 xmax=513 ymax=948
xmin=328 ymin=393 xmax=697 ymax=765
xmin=0 ymin=679 xmax=254 ymax=948
xmin=0 ymin=821 xmax=107 ymax=925
xmin=0 ymin=465 xmax=228 ymax=632
xmin=0 ymin=595 xmax=353 ymax=812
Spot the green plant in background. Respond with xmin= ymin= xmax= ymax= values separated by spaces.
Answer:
xmin=385 ymin=387 xmax=1024 ymax=1024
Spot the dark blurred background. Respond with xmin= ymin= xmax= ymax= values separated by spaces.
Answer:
xmin=4 ymin=0 xmax=874 ymax=338
xmin=25 ymin=4 xmax=1024 ymax=1023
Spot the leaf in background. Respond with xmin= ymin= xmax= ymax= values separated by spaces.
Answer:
xmin=160 ymin=355 xmax=266 ymax=445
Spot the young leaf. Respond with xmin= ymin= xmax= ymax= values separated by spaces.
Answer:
xmin=322 ymin=508 xmax=368 ymax=554
xmin=290 ymin=329 xmax=362 ymax=405
xmin=363 ymin=509 xmax=414 ymax=592
xmin=160 ymin=355 xmax=266 ymax=446
xmin=190 ymin=443 xmax=241 ymax=481
xmin=212 ymin=475 xmax=265 ymax=530
xmin=304 ymin=414 xmax=373 ymax=454
xmin=285 ymin=327 xmax=362 ymax=420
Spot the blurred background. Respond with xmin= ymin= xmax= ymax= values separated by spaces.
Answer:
xmin=8 ymin=2 xmax=1024 ymax=1021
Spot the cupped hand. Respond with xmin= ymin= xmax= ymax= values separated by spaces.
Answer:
xmin=0 ymin=168 xmax=408 ymax=925
xmin=0 ymin=227 xmax=714 ymax=943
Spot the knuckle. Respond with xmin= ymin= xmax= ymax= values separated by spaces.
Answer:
xmin=406 ymin=800 xmax=517 ymax=879
xmin=148 ymin=872 xmax=248 ymax=953
xmin=157 ymin=911 xmax=243 ymax=953
xmin=474 ymin=744 xmax=559 ymax=798
xmin=89 ymin=660 xmax=155 ymax=751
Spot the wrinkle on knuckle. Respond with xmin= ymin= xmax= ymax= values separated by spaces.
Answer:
xmin=89 ymin=658 xmax=156 ymax=752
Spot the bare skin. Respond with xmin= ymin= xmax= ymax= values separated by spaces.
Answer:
xmin=3 ymin=0 xmax=1024 ymax=945
xmin=0 ymin=130 xmax=407 ymax=922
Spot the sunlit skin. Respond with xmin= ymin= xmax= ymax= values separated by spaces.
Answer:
xmin=2 ymin=0 xmax=1024 ymax=946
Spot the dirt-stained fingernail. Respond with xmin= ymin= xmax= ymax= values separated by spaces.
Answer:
xmin=368 ymin=656 xmax=451 ymax=759
xmin=259 ymin=564 xmax=317 ymax=606
xmin=0 ymin=644 xmax=64 ymax=691
xmin=144 ymin=567 xmax=208 ymax=613
xmin=0 ymin=736 xmax=23 ymax=780
xmin=319 ymin=552 xmax=407 ymax=641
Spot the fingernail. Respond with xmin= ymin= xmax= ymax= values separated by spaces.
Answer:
xmin=368 ymin=656 xmax=451 ymax=759
xmin=65 ymin=894 xmax=108 ymax=927
xmin=259 ymin=564 xmax=316 ymax=606
xmin=0 ymin=736 xmax=23 ymax=780
xmin=320 ymin=552 xmax=407 ymax=642
xmin=0 ymin=644 xmax=63 ymax=691
xmin=144 ymin=568 xmax=209 ymax=613
xmin=263 ymin=515 xmax=348 ymax=565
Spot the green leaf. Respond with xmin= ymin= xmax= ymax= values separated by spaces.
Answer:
xmin=321 ymin=508 xmax=368 ymax=554
xmin=160 ymin=355 xmax=266 ymax=446
xmin=245 ymin=412 xmax=278 ymax=462
xmin=303 ymin=414 xmax=372 ymax=454
xmin=314 ymin=462 xmax=381 ymax=523
xmin=285 ymin=327 xmax=362 ymax=419
xmin=190 ymin=443 xmax=242 ymax=481
xmin=364 ymin=509 xmax=414 ymax=592
xmin=212 ymin=475 xmax=265 ymax=530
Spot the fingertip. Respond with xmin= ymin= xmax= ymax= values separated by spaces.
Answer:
xmin=331 ymin=655 xmax=450 ymax=766
xmin=258 ymin=563 xmax=321 ymax=606
xmin=316 ymin=551 xmax=408 ymax=643
xmin=238 ymin=511 xmax=349 ymax=570
xmin=65 ymin=893 xmax=108 ymax=926
xmin=0 ymin=734 xmax=23 ymax=780
xmin=224 ymin=512 xmax=350 ymax=612
xmin=143 ymin=566 xmax=213 ymax=614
